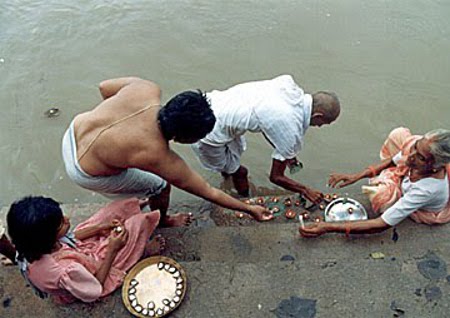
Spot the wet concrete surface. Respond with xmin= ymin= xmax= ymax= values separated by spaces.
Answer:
xmin=1 ymin=193 xmax=450 ymax=317
xmin=274 ymin=296 xmax=317 ymax=318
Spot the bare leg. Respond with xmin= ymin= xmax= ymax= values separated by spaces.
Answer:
xmin=229 ymin=166 xmax=250 ymax=197
xmin=143 ymin=235 xmax=166 ymax=257
xmin=148 ymin=184 xmax=193 ymax=227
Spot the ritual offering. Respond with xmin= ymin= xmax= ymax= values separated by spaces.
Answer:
xmin=122 ymin=256 xmax=187 ymax=317
xmin=324 ymin=198 xmax=368 ymax=222
xmin=284 ymin=198 xmax=292 ymax=207
xmin=285 ymin=209 xmax=296 ymax=219
xmin=271 ymin=207 xmax=281 ymax=213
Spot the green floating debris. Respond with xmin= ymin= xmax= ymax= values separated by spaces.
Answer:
xmin=370 ymin=252 xmax=385 ymax=259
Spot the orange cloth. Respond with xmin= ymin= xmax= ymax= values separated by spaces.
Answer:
xmin=28 ymin=198 xmax=160 ymax=303
xmin=367 ymin=127 xmax=450 ymax=224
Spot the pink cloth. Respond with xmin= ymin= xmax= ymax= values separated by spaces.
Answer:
xmin=369 ymin=127 xmax=450 ymax=224
xmin=28 ymin=198 xmax=160 ymax=303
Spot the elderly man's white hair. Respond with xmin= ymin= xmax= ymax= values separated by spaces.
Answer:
xmin=425 ymin=129 xmax=450 ymax=168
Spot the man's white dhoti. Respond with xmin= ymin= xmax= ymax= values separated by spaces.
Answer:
xmin=62 ymin=121 xmax=167 ymax=199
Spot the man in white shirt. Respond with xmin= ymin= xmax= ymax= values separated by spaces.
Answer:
xmin=192 ymin=75 xmax=341 ymax=204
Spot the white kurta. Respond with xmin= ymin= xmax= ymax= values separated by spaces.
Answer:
xmin=192 ymin=75 xmax=312 ymax=173
xmin=381 ymin=152 xmax=449 ymax=226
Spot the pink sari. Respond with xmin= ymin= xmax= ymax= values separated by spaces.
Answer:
xmin=28 ymin=198 xmax=160 ymax=303
xmin=365 ymin=127 xmax=450 ymax=224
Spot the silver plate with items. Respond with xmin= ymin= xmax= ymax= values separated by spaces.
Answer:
xmin=324 ymin=198 xmax=368 ymax=222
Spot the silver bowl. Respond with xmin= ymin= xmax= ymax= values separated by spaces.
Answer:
xmin=324 ymin=198 xmax=368 ymax=222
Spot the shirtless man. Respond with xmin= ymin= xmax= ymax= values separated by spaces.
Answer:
xmin=62 ymin=77 xmax=272 ymax=227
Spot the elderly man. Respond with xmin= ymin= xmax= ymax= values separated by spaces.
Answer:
xmin=62 ymin=77 xmax=272 ymax=227
xmin=192 ymin=75 xmax=340 ymax=204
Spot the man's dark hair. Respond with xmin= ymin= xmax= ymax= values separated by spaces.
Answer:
xmin=7 ymin=196 xmax=63 ymax=262
xmin=158 ymin=90 xmax=216 ymax=142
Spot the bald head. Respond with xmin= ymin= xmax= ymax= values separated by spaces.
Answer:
xmin=310 ymin=92 xmax=340 ymax=126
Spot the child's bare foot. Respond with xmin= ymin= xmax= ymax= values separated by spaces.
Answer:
xmin=160 ymin=213 xmax=193 ymax=227
xmin=144 ymin=235 xmax=166 ymax=257
xmin=1 ymin=256 xmax=14 ymax=266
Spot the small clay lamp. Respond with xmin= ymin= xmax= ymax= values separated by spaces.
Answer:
xmin=294 ymin=200 xmax=301 ymax=206
xmin=285 ymin=209 xmax=296 ymax=219
xmin=332 ymin=194 xmax=338 ymax=199
xmin=271 ymin=197 xmax=279 ymax=203
xmin=348 ymin=207 xmax=354 ymax=214
xmin=271 ymin=207 xmax=280 ymax=213
xmin=256 ymin=197 xmax=265 ymax=205
xmin=284 ymin=198 xmax=292 ymax=207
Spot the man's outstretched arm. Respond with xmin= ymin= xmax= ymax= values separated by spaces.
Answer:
xmin=143 ymin=149 xmax=273 ymax=221
xmin=269 ymin=158 xmax=323 ymax=204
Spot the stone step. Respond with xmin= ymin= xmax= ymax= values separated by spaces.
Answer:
xmin=1 ymin=253 xmax=449 ymax=318
xmin=157 ymin=218 xmax=450 ymax=264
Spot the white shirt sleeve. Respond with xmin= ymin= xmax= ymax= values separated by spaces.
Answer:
xmin=381 ymin=184 xmax=433 ymax=226
xmin=392 ymin=151 xmax=402 ymax=165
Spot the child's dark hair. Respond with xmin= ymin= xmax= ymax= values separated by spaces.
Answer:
xmin=7 ymin=196 xmax=63 ymax=262
xmin=158 ymin=90 xmax=216 ymax=142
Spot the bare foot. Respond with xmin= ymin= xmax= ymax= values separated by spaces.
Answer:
xmin=160 ymin=213 xmax=193 ymax=227
xmin=1 ymin=256 xmax=14 ymax=266
xmin=143 ymin=235 xmax=166 ymax=257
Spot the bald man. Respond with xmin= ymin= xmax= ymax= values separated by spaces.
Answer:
xmin=192 ymin=75 xmax=341 ymax=204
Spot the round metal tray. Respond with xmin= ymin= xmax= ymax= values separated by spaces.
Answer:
xmin=122 ymin=256 xmax=187 ymax=317
xmin=324 ymin=198 xmax=368 ymax=222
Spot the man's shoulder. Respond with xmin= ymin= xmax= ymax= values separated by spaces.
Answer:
xmin=123 ymin=80 xmax=161 ymax=99
xmin=128 ymin=136 xmax=170 ymax=165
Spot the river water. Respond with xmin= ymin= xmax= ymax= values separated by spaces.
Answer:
xmin=1 ymin=0 xmax=449 ymax=206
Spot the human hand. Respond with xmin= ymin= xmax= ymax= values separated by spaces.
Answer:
xmin=328 ymin=173 xmax=360 ymax=188
xmin=108 ymin=226 xmax=128 ymax=252
xmin=301 ymin=187 xmax=323 ymax=204
xmin=249 ymin=206 xmax=274 ymax=222
xmin=98 ymin=219 xmax=123 ymax=236
xmin=299 ymin=222 xmax=328 ymax=238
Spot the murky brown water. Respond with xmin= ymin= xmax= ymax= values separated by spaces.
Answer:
xmin=1 ymin=0 xmax=449 ymax=206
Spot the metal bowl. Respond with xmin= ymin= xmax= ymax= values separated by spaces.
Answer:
xmin=324 ymin=197 xmax=368 ymax=222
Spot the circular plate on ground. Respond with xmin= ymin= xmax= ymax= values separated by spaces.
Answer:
xmin=122 ymin=256 xmax=187 ymax=317
xmin=324 ymin=198 xmax=368 ymax=222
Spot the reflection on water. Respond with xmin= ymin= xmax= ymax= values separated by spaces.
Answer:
xmin=1 ymin=0 xmax=449 ymax=206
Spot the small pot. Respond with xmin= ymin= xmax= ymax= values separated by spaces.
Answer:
xmin=285 ymin=209 xmax=297 ymax=219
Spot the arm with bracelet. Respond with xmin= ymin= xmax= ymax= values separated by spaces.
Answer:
xmin=327 ymin=157 xmax=396 ymax=189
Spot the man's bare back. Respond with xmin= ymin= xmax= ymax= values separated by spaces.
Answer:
xmin=74 ymin=79 xmax=165 ymax=177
